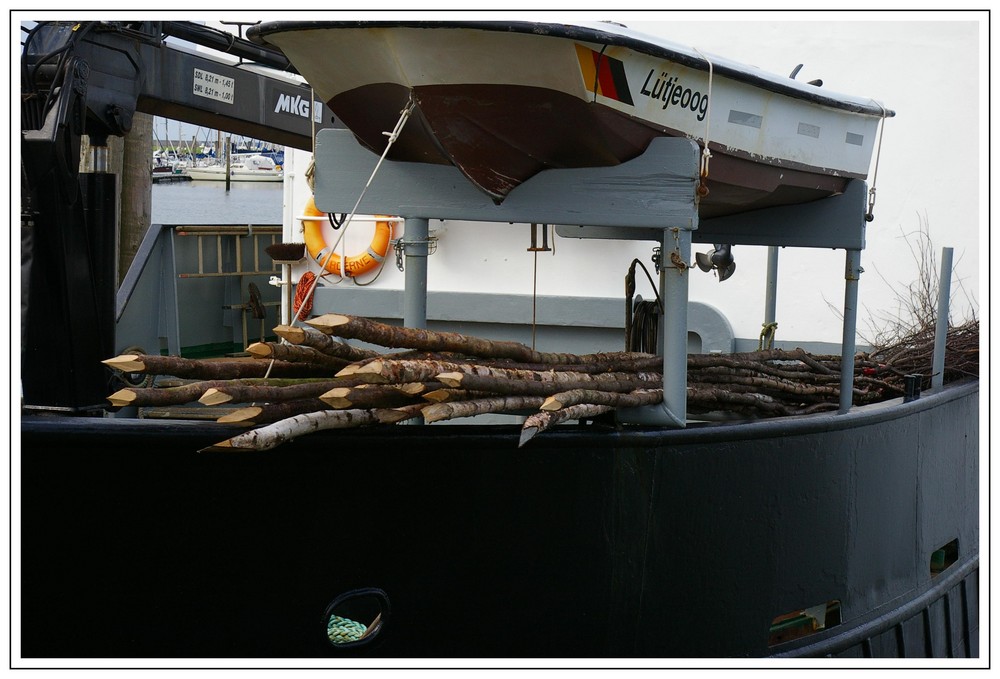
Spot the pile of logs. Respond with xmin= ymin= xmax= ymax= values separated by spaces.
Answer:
xmin=866 ymin=318 xmax=980 ymax=389
xmin=101 ymin=314 xmax=979 ymax=452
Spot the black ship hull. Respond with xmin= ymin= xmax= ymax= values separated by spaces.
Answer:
xmin=19 ymin=380 xmax=978 ymax=659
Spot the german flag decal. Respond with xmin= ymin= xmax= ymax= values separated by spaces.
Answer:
xmin=575 ymin=44 xmax=634 ymax=106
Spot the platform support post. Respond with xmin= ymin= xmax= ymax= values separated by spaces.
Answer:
xmin=660 ymin=227 xmax=692 ymax=426
xmin=617 ymin=226 xmax=691 ymax=427
xmin=931 ymin=247 xmax=954 ymax=390
xmin=839 ymin=248 xmax=863 ymax=413
xmin=763 ymin=245 xmax=779 ymax=344
xmin=402 ymin=217 xmax=430 ymax=329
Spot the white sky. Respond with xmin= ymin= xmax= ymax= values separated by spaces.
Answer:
xmin=624 ymin=14 xmax=985 ymax=341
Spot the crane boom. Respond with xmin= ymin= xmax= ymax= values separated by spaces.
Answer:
xmin=20 ymin=20 xmax=336 ymax=410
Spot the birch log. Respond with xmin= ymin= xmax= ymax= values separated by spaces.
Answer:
xmin=272 ymin=324 xmax=381 ymax=362
xmin=420 ymin=395 xmax=546 ymax=424
xmin=309 ymin=313 xmax=657 ymax=366
xmin=540 ymin=388 xmax=663 ymax=411
xmin=319 ymin=385 xmax=422 ymax=409
xmin=519 ymin=404 xmax=614 ymax=447
xmin=348 ymin=358 xmax=662 ymax=387
xmin=198 ymin=379 xmax=359 ymax=406
xmin=103 ymin=354 xmax=333 ymax=379
xmin=436 ymin=371 xmax=662 ymax=396
xmin=214 ymin=398 xmax=333 ymax=425
xmin=204 ymin=408 xmax=380 ymax=451
xmin=246 ymin=342 xmax=351 ymax=372
xmin=106 ymin=377 xmax=328 ymax=407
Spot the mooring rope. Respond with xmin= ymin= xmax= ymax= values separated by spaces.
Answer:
xmin=866 ymin=101 xmax=889 ymax=222
xmin=326 ymin=613 xmax=369 ymax=644
xmin=291 ymin=95 xmax=417 ymax=328
xmin=759 ymin=322 xmax=778 ymax=350
xmin=260 ymin=96 xmax=417 ymax=383
xmin=692 ymin=47 xmax=715 ymax=196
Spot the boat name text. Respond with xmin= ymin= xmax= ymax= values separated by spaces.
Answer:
xmin=640 ymin=70 xmax=709 ymax=121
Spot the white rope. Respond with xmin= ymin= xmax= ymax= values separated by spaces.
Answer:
xmin=259 ymin=96 xmax=416 ymax=382
xmin=292 ymin=95 xmax=417 ymax=327
xmin=692 ymin=47 xmax=714 ymax=187
xmin=866 ymin=101 xmax=888 ymax=221
xmin=339 ymin=226 xmax=347 ymax=279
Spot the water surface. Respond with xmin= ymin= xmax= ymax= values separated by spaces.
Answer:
xmin=152 ymin=180 xmax=284 ymax=225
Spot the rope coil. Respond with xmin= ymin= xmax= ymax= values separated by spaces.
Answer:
xmin=327 ymin=614 xmax=368 ymax=644
xmin=293 ymin=270 xmax=316 ymax=318
xmin=759 ymin=322 xmax=778 ymax=350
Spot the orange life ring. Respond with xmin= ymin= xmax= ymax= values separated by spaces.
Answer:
xmin=300 ymin=197 xmax=395 ymax=277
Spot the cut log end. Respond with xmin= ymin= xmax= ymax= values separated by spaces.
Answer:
xmin=199 ymin=388 xmax=233 ymax=406
xmin=216 ymin=406 xmax=263 ymax=423
xmin=518 ymin=427 xmax=539 ymax=448
xmin=397 ymin=382 xmax=428 ymax=395
xmin=376 ymin=406 xmax=423 ymax=424
xmin=540 ymin=396 xmax=562 ymax=411
xmin=353 ymin=361 xmax=384 ymax=375
xmin=199 ymin=440 xmax=233 ymax=453
xmin=335 ymin=363 xmax=362 ymax=377
xmin=273 ymin=324 xmax=307 ymax=345
xmin=420 ymin=404 xmax=449 ymax=424
xmin=335 ymin=361 xmax=389 ymax=383
xmin=246 ymin=342 xmax=272 ymax=358
xmin=107 ymin=389 xmax=138 ymax=407
xmin=436 ymin=372 xmax=465 ymax=388
xmin=306 ymin=313 xmax=352 ymax=335
xmin=422 ymin=389 xmax=454 ymax=403
xmin=102 ymin=354 xmax=145 ymax=372
xmin=319 ymin=387 xmax=352 ymax=409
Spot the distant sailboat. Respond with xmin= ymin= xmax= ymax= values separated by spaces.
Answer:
xmin=185 ymin=153 xmax=284 ymax=182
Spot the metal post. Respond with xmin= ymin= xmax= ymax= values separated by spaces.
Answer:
xmin=618 ymin=227 xmax=690 ymax=427
xmin=839 ymin=249 xmax=863 ymax=413
xmin=660 ymin=227 xmax=692 ymax=426
xmin=764 ymin=245 xmax=779 ymax=336
xmin=279 ymin=150 xmax=297 ymax=326
xmin=281 ymin=263 xmax=293 ymax=326
xmin=92 ymin=144 xmax=109 ymax=173
xmin=402 ymin=217 xmax=429 ymax=329
xmin=931 ymin=247 xmax=954 ymax=389
xmin=225 ymin=134 xmax=231 ymax=192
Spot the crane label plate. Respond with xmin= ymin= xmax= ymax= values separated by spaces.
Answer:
xmin=193 ymin=68 xmax=235 ymax=104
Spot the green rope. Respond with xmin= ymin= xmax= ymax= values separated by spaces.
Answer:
xmin=758 ymin=322 xmax=778 ymax=350
xmin=327 ymin=613 xmax=368 ymax=644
